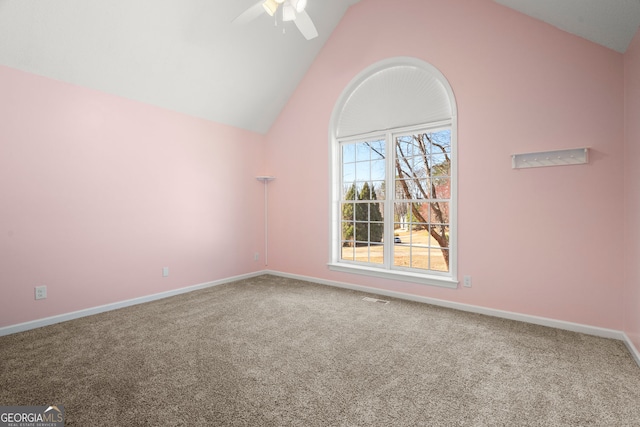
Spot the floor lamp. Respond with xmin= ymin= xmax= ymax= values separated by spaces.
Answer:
xmin=256 ymin=176 xmax=275 ymax=266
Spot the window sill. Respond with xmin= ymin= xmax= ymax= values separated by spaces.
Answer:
xmin=327 ymin=263 xmax=459 ymax=289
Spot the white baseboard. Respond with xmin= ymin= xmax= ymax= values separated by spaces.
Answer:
xmin=266 ymin=270 xmax=629 ymax=342
xmin=4 ymin=268 xmax=639 ymax=370
xmin=270 ymin=270 xmax=640 ymax=368
xmin=623 ymin=333 xmax=640 ymax=367
xmin=0 ymin=271 xmax=264 ymax=337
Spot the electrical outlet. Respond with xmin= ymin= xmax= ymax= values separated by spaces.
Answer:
xmin=162 ymin=267 xmax=169 ymax=277
xmin=254 ymin=252 xmax=259 ymax=261
xmin=35 ymin=285 xmax=47 ymax=300
xmin=463 ymin=276 xmax=472 ymax=288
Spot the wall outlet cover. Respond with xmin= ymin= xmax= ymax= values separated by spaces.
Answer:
xmin=35 ymin=286 xmax=47 ymax=300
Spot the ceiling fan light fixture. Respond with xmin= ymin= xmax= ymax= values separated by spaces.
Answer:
xmin=282 ymin=3 xmax=297 ymax=22
xmin=262 ymin=0 xmax=279 ymax=16
xmin=291 ymin=0 xmax=307 ymax=13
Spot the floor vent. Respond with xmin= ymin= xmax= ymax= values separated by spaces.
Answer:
xmin=362 ymin=297 xmax=389 ymax=304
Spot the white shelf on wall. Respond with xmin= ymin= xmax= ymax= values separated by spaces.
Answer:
xmin=512 ymin=148 xmax=589 ymax=169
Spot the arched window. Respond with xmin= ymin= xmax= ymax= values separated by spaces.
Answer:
xmin=328 ymin=57 xmax=458 ymax=288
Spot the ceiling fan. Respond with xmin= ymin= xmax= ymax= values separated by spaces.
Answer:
xmin=233 ymin=0 xmax=318 ymax=40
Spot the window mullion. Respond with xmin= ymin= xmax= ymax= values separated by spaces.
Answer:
xmin=383 ymin=131 xmax=394 ymax=270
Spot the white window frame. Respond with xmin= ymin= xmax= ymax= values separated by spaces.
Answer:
xmin=328 ymin=58 xmax=458 ymax=289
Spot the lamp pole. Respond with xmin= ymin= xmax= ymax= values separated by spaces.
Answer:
xmin=256 ymin=176 xmax=275 ymax=266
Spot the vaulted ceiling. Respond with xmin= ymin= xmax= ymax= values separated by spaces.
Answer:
xmin=0 ymin=0 xmax=638 ymax=134
xmin=495 ymin=0 xmax=640 ymax=53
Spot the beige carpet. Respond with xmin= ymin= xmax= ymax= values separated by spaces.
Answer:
xmin=1 ymin=274 xmax=639 ymax=426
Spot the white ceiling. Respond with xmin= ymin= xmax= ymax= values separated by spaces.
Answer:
xmin=0 ymin=0 xmax=638 ymax=134
xmin=494 ymin=0 xmax=640 ymax=53
xmin=0 ymin=0 xmax=360 ymax=134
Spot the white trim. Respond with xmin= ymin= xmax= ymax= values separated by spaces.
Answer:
xmin=266 ymin=270 xmax=629 ymax=342
xmin=0 ymin=271 xmax=264 ymax=337
xmin=329 ymin=57 xmax=458 ymax=285
xmin=623 ymin=333 xmax=640 ymax=367
xmin=3 ymin=269 xmax=638 ymax=370
xmin=328 ymin=262 xmax=458 ymax=289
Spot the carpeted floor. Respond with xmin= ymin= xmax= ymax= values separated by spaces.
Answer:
xmin=1 ymin=274 xmax=639 ymax=426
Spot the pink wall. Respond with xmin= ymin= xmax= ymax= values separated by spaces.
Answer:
xmin=266 ymin=0 xmax=626 ymax=329
xmin=0 ymin=65 xmax=266 ymax=328
xmin=1 ymin=0 xmax=634 ymax=338
xmin=624 ymin=28 xmax=640 ymax=353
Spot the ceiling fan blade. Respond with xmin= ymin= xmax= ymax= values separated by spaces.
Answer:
xmin=294 ymin=10 xmax=318 ymax=40
xmin=232 ymin=1 xmax=265 ymax=25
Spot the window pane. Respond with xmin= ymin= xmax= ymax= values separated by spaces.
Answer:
xmin=343 ymin=184 xmax=357 ymax=201
xmin=427 ymin=183 xmax=437 ymax=199
xmin=431 ymin=177 xmax=450 ymax=199
xmin=355 ymin=161 xmax=370 ymax=181
xmin=358 ymin=184 xmax=375 ymax=201
xmin=396 ymin=135 xmax=415 ymax=157
xmin=410 ymin=244 xmax=429 ymax=270
xmin=394 ymin=206 xmax=409 ymax=229
xmin=369 ymin=243 xmax=384 ymax=264
xmin=347 ymin=242 xmax=383 ymax=265
xmin=353 ymin=221 xmax=368 ymax=242
xmin=356 ymin=143 xmax=371 ymax=161
xmin=431 ymin=130 xmax=451 ymax=153
xmin=346 ymin=203 xmax=385 ymax=246
xmin=409 ymin=179 xmax=430 ymax=199
xmin=343 ymin=163 xmax=355 ymax=184
xmin=370 ymin=202 xmax=384 ymax=220
xmin=412 ymin=155 xmax=426 ymax=174
xmin=430 ymin=154 xmax=449 ymax=175
xmin=342 ymin=144 xmax=356 ymax=163
xmin=391 ymin=127 xmax=451 ymax=274
xmin=341 ymin=221 xmax=354 ymax=242
xmin=426 ymin=203 xmax=449 ymax=224
xmin=341 ymin=203 xmax=355 ymax=220
xmin=370 ymin=221 xmax=384 ymax=243
xmin=429 ymin=224 xmax=449 ymax=248
xmin=403 ymin=202 xmax=427 ymax=224
xmin=371 ymin=181 xmax=385 ymax=199
xmin=396 ymin=180 xmax=422 ymax=200
xmin=407 ymin=225 xmax=429 ymax=245
xmin=430 ymin=248 xmax=449 ymax=272
xmin=341 ymin=244 xmax=355 ymax=261
xmin=369 ymin=140 xmax=385 ymax=160
xmin=396 ymin=205 xmax=428 ymax=227
xmin=345 ymin=138 xmax=385 ymax=261
xmin=393 ymin=244 xmax=411 ymax=268
xmin=371 ymin=160 xmax=385 ymax=181
xmin=360 ymin=203 xmax=371 ymax=221
xmin=396 ymin=157 xmax=418 ymax=178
